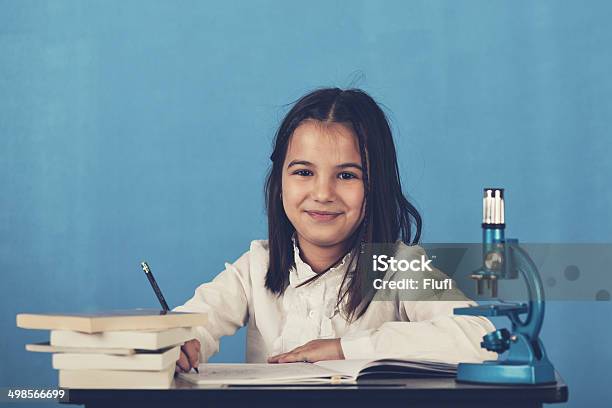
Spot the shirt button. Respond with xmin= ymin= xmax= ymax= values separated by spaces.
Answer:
xmin=309 ymin=310 xmax=315 ymax=318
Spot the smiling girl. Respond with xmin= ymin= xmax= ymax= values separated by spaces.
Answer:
xmin=173 ymin=88 xmax=496 ymax=372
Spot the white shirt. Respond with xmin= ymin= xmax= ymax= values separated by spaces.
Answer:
xmin=174 ymin=239 xmax=497 ymax=364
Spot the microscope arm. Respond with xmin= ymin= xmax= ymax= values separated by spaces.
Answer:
xmin=507 ymin=240 xmax=546 ymax=341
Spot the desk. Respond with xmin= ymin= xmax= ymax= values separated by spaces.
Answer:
xmin=60 ymin=373 xmax=568 ymax=408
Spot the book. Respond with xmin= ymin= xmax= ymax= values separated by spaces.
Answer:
xmin=50 ymin=327 xmax=195 ymax=350
xmin=59 ymin=365 xmax=176 ymax=389
xmin=179 ymin=359 xmax=457 ymax=385
xmin=16 ymin=309 xmax=207 ymax=333
xmin=26 ymin=341 xmax=136 ymax=355
xmin=52 ymin=345 xmax=180 ymax=371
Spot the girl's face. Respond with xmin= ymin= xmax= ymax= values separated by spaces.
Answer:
xmin=281 ymin=120 xmax=365 ymax=249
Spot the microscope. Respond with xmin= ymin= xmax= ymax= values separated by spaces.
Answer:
xmin=453 ymin=188 xmax=556 ymax=384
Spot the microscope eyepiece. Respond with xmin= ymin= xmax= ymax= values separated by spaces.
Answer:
xmin=482 ymin=188 xmax=505 ymax=227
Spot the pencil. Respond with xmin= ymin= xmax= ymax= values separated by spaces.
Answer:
xmin=140 ymin=261 xmax=199 ymax=374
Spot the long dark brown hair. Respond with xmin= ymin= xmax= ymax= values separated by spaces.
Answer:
xmin=264 ymin=88 xmax=422 ymax=322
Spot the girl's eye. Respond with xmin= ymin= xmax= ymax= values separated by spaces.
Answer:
xmin=338 ymin=172 xmax=358 ymax=180
xmin=293 ymin=169 xmax=313 ymax=176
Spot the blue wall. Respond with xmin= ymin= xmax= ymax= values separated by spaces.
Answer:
xmin=1 ymin=1 xmax=611 ymax=407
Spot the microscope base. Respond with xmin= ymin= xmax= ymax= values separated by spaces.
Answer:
xmin=456 ymin=360 xmax=556 ymax=385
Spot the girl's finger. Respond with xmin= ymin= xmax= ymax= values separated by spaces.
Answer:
xmin=176 ymin=351 xmax=191 ymax=372
xmin=183 ymin=344 xmax=200 ymax=369
xmin=278 ymin=355 xmax=294 ymax=363
xmin=267 ymin=353 xmax=287 ymax=363
xmin=268 ymin=344 xmax=306 ymax=363
xmin=279 ymin=353 xmax=308 ymax=363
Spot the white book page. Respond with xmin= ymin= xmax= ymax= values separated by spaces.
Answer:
xmin=317 ymin=358 xmax=456 ymax=375
xmin=314 ymin=359 xmax=372 ymax=377
xmin=179 ymin=363 xmax=353 ymax=385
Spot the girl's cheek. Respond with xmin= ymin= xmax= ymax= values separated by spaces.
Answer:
xmin=284 ymin=180 xmax=309 ymax=198
xmin=282 ymin=185 xmax=307 ymax=212
xmin=341 ymin=184 xmax=365 ymax=206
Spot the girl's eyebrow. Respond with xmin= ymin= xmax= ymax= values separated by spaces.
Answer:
xmin=287 ymin=160 xmax=313 ymax=168
xmin=287 ymin=160 xmax=363 ymax=171
xmin=337 ymin=162 xmax=363 ymax=171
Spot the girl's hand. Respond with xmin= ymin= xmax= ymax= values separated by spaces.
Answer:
xmin=176 ymin=339 xmax=201 ymax=373
xmin=267 ymin=339 xmax=345 ymax=363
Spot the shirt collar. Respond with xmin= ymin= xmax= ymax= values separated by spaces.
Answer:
xmin=289 ymin=235 xmax=355 ymax=288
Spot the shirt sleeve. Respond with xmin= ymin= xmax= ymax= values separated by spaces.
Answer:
xmin=340 ymin=245 xmax=498 ymax=364
xmin=173 ymin=250 xmax=251 ymax=363
xmin=340 ymin=302 xmax=497 ymax=363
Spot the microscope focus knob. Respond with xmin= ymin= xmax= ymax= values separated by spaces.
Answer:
xmin=481 ymin=329 xmax=512 ymax=353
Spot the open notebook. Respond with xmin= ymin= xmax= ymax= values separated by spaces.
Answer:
xmin=179 ymin=359 xmax=457 ymax=385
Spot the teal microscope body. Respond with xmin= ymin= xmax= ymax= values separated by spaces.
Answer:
xmin=454 ymin=189 xmax=556 ymax=385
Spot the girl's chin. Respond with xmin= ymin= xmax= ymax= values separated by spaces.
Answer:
xmin=298 ymin=232 xmax=350 ymax=248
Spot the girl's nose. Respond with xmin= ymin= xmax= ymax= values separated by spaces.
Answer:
xmin=312 ymin=178 xmax=335 ymax=202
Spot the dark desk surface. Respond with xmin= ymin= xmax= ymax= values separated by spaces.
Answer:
xmin=60 ymin=372 xmax=568 ymax=408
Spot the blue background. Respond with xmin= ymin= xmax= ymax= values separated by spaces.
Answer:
xmin=1 ymin=1 xmax=611 ymax=407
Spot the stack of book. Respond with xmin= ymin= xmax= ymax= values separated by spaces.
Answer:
xmin=17 ymin=309 xmax=207 ymax=389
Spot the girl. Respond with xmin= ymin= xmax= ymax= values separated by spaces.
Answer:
xmin=174 ymin=88 xmax=496 ymax=372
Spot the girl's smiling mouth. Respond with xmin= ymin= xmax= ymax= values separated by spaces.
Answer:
xmin=305 ymin=210 xmax=342 ymax=222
